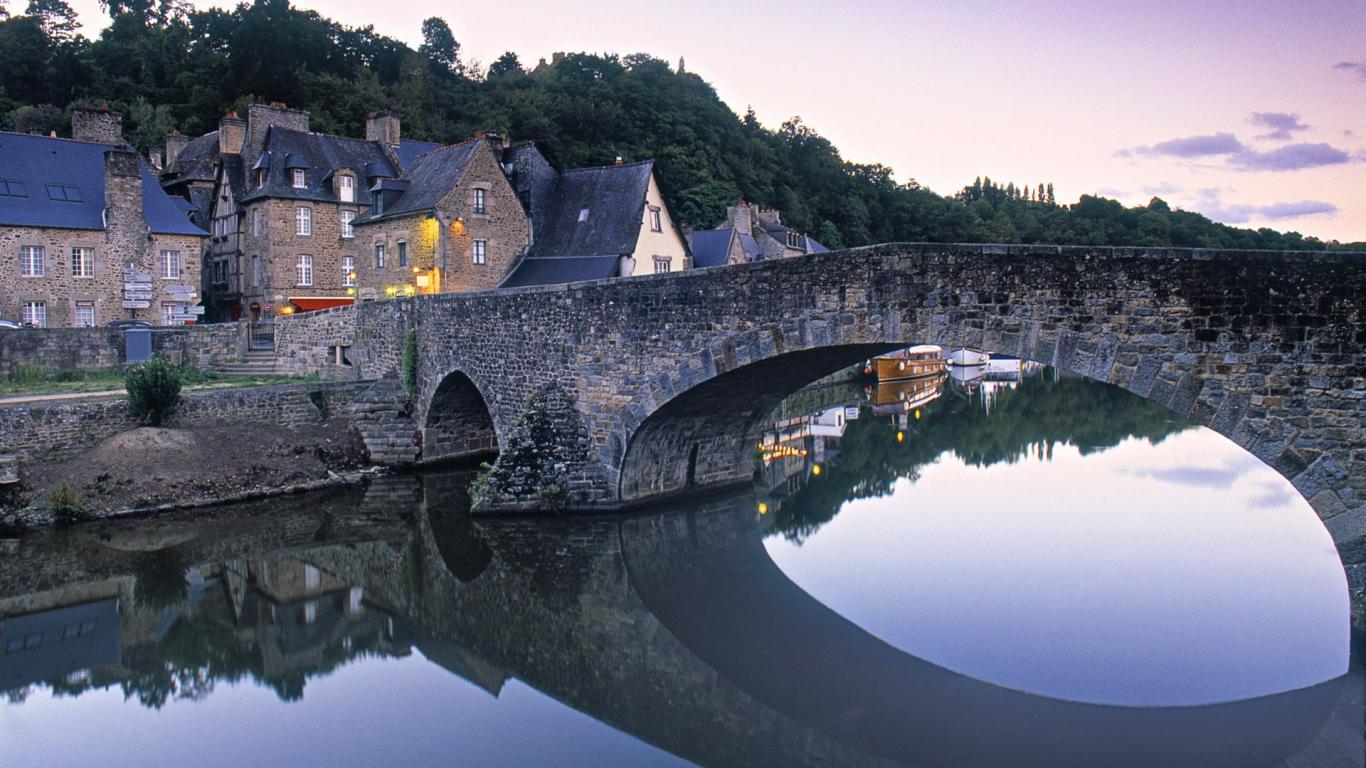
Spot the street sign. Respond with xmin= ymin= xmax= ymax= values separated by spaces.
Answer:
xmin=188 ymin=306 xmax=206 ymax=315
xmin=165 ymin=285 xmax=195 ymax=294
xmin=121 ymin=301 xmax=150 ymax=309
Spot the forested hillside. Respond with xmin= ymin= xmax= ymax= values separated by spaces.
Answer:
xmin=0 ymin=0 xmax=1353 ymax=250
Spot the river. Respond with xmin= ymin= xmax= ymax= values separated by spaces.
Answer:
xmin=1 ymin=365 xmax=1359 ymax=767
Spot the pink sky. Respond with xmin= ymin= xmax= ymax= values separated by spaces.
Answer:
xmin=66 ymin=0 xmax=1366 ymax=241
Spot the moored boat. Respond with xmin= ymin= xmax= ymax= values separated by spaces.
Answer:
xmin=872 ymin=345 xmax=946 ymax=381
xmin=946 ymin=347 xmax=990 ymax=367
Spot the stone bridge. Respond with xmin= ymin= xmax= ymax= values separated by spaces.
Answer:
xmin=283 ymin=243 xmax=1364 ymax=555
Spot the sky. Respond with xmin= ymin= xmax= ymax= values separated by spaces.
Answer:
xmin=57 ymin=0 xmax=1366 ymax=242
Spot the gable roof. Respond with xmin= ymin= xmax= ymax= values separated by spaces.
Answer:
xmin=688 ymin=229 xmax=735 ymax=268
xmin=163 ymin=131 xmax=220 ymax=185
xmin=354 ymin=140 xmax=481 ymax=224
xmin=0 ymin=131 xmax=206 ymax=236
xmin=241 ymin=127 xmax=397 ymax=205
xmin=393 ymin=138 xmax=444 ymax=170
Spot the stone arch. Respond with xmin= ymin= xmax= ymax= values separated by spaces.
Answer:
xmin=422 ymin=369 xmax=499 ymax=463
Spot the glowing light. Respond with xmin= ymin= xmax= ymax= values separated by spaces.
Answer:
xmin=345 ymin=287 xmax=356 ymax=296
xmin=914 ymin=409 xmax=922 ymax=420
xmin=811 ymin=464 xmax=822 ymax=476
xmin=896 ymin=431 xmax=905 ymax=442
xmin=758 ymin=502 xmax=768 ymax=515
xmin=384 ymin=285 xmax=399 ymax=298
xmin=277 ymin=305 xmax=295 ymax=315
xmin=450 ymin=218 xmax=466 ymax=236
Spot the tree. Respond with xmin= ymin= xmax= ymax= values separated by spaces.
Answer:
xmin=487 ymin=50 xmax=522 ymax=79
xmin=419 ymin=16 xmax=459 ymax=72
xmin=27 ymin=0 xmax=79 ymax=43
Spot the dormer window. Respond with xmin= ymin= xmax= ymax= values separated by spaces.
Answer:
xmin=578 ymin=207 xmax=590 ymax=222
xmin=339 ymin=174 xmax=354 ymax=203
xmin=256 ymin=169 xmax=267 ymax=188
xmin=292 ymin=169 xmax=307 ymax=188
xmin=787 ymin=231 xmax=801 ymax=249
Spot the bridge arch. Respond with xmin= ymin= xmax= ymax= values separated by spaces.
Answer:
xmin=421 ymin=369 xmax=499 ymax=463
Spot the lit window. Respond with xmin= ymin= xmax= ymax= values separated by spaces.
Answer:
xmin=342 ymin=255 xmax=355 ymax=287
xmin=649 ymin=207 xmax=662 ymax=232
xmin=578 ymin=207 xmax=589 ymax=222
xmin=375 ymin=243 xmax=386 ymax=269
xmin=653 ymin=256 xmax=671 ymax=274
xmin=296 ymin=207 xmax=311 ymax=236
xmin=21 ymin=301 xmax=46 ymax=327
xmin=292 ymin=169 xmax=306 ymax=188
xmin=74 ymin=301 xmax=95 ymax=328
xmin=71 ymin=247 xmax=94 ymax=278
xmin=397 ymin=240 xmax=408 ymax=268
xmin=340 ymin=210 xmax=354 ymax=239
xmin=296 ymin=254 xmax=313 ymax=286
xmin=21 ymin=245 xmax=44 ymax=277
xmin=472 ymin=239 xmax=486 ymax=265
xmin=339 ymin=175 xmax=354 ymax=203
xmin=473 ymin=188 xmax=486 ymax=214
xmin=159 ymin=250 xmax=181 ymax=279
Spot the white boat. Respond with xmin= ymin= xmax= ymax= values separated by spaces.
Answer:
xmin=946 ymin=347 xmax=990 ymax=366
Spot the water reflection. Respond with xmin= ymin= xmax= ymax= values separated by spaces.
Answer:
xmin=0 ymin=374 xmax=1358 ymax=767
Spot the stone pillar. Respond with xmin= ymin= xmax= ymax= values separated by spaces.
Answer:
xmin=366 ymin=110 xmax=401 ymax=149
xmin=218 ymin=113 xmax=246 ymax=156
xmin=72 ymin=107 xmax=124 ymax=145
xmin=164 ymin=132 xmax=190 ymax=168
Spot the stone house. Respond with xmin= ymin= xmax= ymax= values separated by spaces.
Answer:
xmin=687 ymin=203 xmax=828 ymax=268
xmin=350 ymin=137 xmax=530 ymax=300
xmin=0 ymin=108 xmax=206 ymax=328
xmin=161 ymin=105 xmax=440 ymax=322
xmin=499 ymin=156 xmax=690 ymax=287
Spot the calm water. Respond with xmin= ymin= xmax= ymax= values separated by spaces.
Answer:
xmin=1 ymin=366 xmax=1360 ymax=767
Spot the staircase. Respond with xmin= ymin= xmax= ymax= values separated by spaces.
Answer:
xmin=215 ymin=349 xmax=278 ymax=377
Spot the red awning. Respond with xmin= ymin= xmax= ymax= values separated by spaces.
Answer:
xmin=288 ymin=297 xmax=354 ymax=312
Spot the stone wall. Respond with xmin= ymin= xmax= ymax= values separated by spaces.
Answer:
xmin=0 ymin=324 xmax=242 ymax=378
xmin=274 ymin=305 xmax=360 ymax=378
xmin=0 ymin=379 xmax=369 ymax=461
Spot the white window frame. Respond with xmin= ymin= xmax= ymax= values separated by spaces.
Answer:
xmin=22 ymin=301 xmax=47 ymax=327
xmin=578 ymin=207 xmax=589 ymax=222
xmin=342 ymin=255 xmax=355 ymax=287
xmin=339 ymin=175 xmax=354 ymax=203
xmin=161 ymin=303 xmax=178 ymax=326
xmin=375 ymin=243 xmax=386 ymax=270
xmin=71 ymin=246 xmax=94 ymax=278
xmin=473 ymin=187 xmax=486 ymax=214
xmin=21 ymin=245 xmax=44 ymax=277
xmin=649 ymin=206 xmax=662 ymax=232
xmin=73 ymin=301 xmax=95 ymax=328
xmin=340 ymin=210 xmax=354 ymax=239
xmin=292 ymin=169 xmax=307 ymax=189
xmin=654 ymin=256 xmax=671 ymax=274
xmin=472 ymin=239 xmax=487 ymax=265
xmin=296 ymin=207 xmax=312 ymax=236
xmin=159 ymin=250 xmax=181 ymax=280
xmin=296 ymin=254 xmax=314 ymax=287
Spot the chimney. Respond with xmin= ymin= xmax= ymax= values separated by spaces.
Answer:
xmin=757 ymin=207 xmax=782 ymax=228
xmin=218 ymin=112 xmax=246 ymax=156
xmin=72 ymin=106 xmax=124 ymax=145
xmin=615 ymin=156 xmax=623 ymax=165
xmin=103 ymin=147 xmax=146 ymax=234
xmin=727 ymin=203 xmax=752 ymax=237
xmin=366 ymin=110 xmax=401 ymax=149
xmin=164 ymin=131 xmax=190 ymax=169
xmin=245 ymin=102 xmax=310 ymax=170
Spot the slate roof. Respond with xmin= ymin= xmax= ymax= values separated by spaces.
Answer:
xmin=354 ymin=140 xmax=480 ymax=224
xmin=164 ymin=131 xmax=220 ymax=185
xmin=394 ymin=138 xmax=444 ymax=170
xmin=688 ymin=229 xmax=735 ymax=268
xmin=499 ymin=160 xmax=655 ymax=287
xmin=241 ymin=127 xmax=397 ymax=205
xmin=0 ymin=131 xmax=206 ymax=236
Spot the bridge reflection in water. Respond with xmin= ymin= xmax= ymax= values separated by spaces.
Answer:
xmin=0 ymin=466 xmax=1358 ymax=767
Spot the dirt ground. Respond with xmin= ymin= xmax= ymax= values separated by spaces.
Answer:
xmin=1 ymin=420 xmax=369 ymax=527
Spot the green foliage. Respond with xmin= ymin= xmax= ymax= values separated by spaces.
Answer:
xmin=307 ymin=388 xmax=329 ymax=420
xmin=401 ymin=329 xmax=417 ymax=400
xmin=131 ymin=547 xmax=189 ymax=615
xmin=467 ymin=460 xmax=494 ymax=507
xmin=125 ymin=357 xmax=183 ymax=426
xmin=0 ymin=0 xmax=1354 ymax=249
xmin=46 ymin=479 xmax=88 ymax=523
xmin=7 ymin=362 xmax=45 ymax=386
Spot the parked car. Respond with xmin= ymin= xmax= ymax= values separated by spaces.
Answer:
xmin=106 ymin=319 xmax=152 ymax=329
xmin=0 ymin=319 xmax=20 ymax=329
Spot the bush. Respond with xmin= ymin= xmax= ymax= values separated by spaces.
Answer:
xmin=48 ymin=480 xmax=89 ymax=524
xmin=125 ymin=358 xmax=184 ymax=426
xmin=51 ymin=369 xmax=85 ymax=383
xmin=402 ymin=329 xmax=418 ymax=400
xmin=7 ymin=363 xmax=46 ymax=386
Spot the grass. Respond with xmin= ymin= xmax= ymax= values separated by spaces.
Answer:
xmin=0 ymin=365 xmax=317 ymax=398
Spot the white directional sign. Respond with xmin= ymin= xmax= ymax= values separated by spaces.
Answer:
xmin=121 ymin=301 xmax=151 ymax=309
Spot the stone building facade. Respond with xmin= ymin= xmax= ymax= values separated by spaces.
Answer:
xmin=0 ymin=108 xmax=206 ymax=327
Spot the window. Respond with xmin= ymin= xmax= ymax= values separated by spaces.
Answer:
xmin=472 ymin=239 xmax=486 ymax=265
xmin=0 ymin=179 xmax=27 ymax=197
xmin=473 ymin=188 xmax=486 ymax=214
xmin=340 ymin=210 xmax=354 ymax=239
xmin=342 ymin=255 xmax=355 ymax=287
xmin=339 ymin=175 xmax=354 ymax=203
xmin=45 ymin=184 xmax=82 ymax=202
xmin=649 ymin=206 xmax=662 ymax=232
xmin=159 ymin=250 xmax=181 ymax=279
xmin=256 ymin=169 xmax=267 ymax=188
xmin=252 ymin=255 xmax=261 ymax=287
xmin=292 ymin=169 xmax=306 ymax=188
xmin=653 ymin=256 xmax=671 ymax=274
xmin=303 ymin=601 xmax=318 ymax=625
xmin=305 ymin=565 xmax=321 ymax=590
xmin=375 ymin=243 xmax=386 ymax=269
xmin=253 ymin=208 xmax=261 ymax=237
xmin=397 ymin=240 xmax=407 ymax=268
xmin=296 ymin=254 xmax=313 ymax=286
xmin=296 ymin=207 xmax=311 ymax=236
xmin=578 ymin=207 xmax=590 ymax=222
xmin=70 ymin=247 xmax=94 ymax=278
xmin=21 ymin=301 xmax=46 ymax=328
xmin=74 ymin=301 xmax=95 ymax=328
xmin=21 ymin=246 xmax=44 ymax=277
xmin=787 ymin=231 xmax=801 ymax=249
xmin=161 ymin=303 xmax=179 ymax=325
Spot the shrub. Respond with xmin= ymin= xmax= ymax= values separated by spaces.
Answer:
xmin=48 ymin=480 xmax=89 ymax=524
xmin=468 ymin=460 xmax=494 ymax=506
xmin=51 ymin=369 xmax=85 ymax=383
xmin=7 ymin=363 xmax=46 ymax=386
xmin=401 ymin=329 xmax=418 ymax=400
xmin=125 ymin=358 xmax=184 ymax=426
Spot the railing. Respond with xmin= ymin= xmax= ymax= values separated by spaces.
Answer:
xmin=249 ymin=319 xmax=275 ymax=350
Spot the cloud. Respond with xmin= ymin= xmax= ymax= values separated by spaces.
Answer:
xmin=1230 ymin=142 xmax=1351 ymax=171
xmin=1093 ymin=186 xmax=1128 ymax=198
xmin=1257 ymin=200 xmax=1339 ymax=219
xmin=1249 ymin=111 xmax=1310 ymax=141
xmin=1140 ymin=182 xmax=1183 ymax=196
xmin=1187 ymin=188 xmax=1337 ymax=224
xmin=1335 ymin=61 xmax=1366 ymax=81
